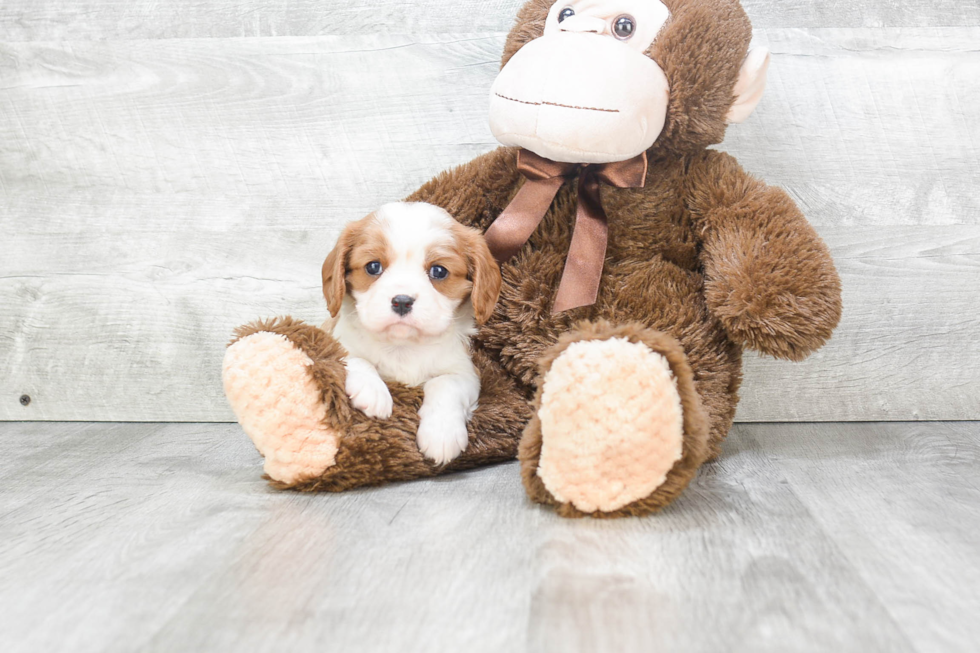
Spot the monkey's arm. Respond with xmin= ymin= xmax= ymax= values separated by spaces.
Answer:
xmin=689 ymin=151 xmax=842 ymax=361
xmin=405 ymin=147 xmax=521 ymax=231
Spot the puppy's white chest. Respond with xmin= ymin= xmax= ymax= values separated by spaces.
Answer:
xmin=373 ymin=346 xmax=458 ymax=387
xmin=331 ymin=310 xmax=474 ymax=387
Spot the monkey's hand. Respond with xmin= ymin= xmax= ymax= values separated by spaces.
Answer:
xmin=691 ymin=152 xmax=842 ymax=361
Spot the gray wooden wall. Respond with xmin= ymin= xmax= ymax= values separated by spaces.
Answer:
xmin=1 ymin=1 xmax=978 ymax=422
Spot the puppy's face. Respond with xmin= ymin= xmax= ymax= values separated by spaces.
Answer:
xmin=323 ymin=203 xmax=501 ymax=342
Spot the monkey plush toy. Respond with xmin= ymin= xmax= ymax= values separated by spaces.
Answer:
xmin=222 ymin=0 xmax=842 ymax=517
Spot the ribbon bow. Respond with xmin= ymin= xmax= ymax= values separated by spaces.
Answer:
xmin=484 ymin=149 xmax=648 ymax=314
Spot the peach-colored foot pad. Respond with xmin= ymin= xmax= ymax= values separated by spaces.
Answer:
xmin=537 ymin=338 xmax=684 ymax=513
xmin=223 ymin=332 xmax=338 ymax=485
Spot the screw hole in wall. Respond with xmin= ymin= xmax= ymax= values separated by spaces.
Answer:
xmin=20 ymin=395 xmax=31 ymax=407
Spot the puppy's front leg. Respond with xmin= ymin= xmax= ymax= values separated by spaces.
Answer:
xmin=345 ymin=357 xmax=393 ymax=419
xmin=416 ymin=369 xmax=480 ymax=465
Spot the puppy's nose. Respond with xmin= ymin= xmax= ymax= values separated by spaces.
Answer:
xmin=391 ymin=295 xmax=415 ymax=316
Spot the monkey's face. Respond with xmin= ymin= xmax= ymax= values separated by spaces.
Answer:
xmin=489 ymin=0 xmax=673 ymax=164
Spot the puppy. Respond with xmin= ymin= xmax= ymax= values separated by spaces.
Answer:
xmin=321 ymin=202 xmax=501 ymax=464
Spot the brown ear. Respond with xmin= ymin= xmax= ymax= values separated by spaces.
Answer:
xmin=322 ymin=223 xmax=357 ymax=317
xmin=464 ymin=228 xmax=502 ymax=324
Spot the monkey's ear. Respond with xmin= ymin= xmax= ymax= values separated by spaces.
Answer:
xmin=727 ymin=46 xmax=770 ymax=124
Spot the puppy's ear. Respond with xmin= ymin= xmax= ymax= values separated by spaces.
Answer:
xmin=322 ymin=221 xmax=360 ymax=317
xmin=462 ymin=226 xmax=502 ymax=324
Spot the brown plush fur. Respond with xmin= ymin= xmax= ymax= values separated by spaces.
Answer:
xmin=233 ymin=317 xmax=532 ymax=491
xmin=229 ymin=0 xmax=841 ymax=516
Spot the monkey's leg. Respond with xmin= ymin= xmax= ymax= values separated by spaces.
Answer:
xmin=222 ymin=317 xmax=529 ymax=491
xmin=519 ymin=321 xmax=711 ymax=518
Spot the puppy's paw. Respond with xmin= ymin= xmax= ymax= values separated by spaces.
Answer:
xmin=416 ymin=409 xmax=469 ymax=465
xmin=345 ymin=367 xmax=393 ymax=419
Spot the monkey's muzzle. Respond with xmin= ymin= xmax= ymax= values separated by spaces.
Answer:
xmin=489 ymin=32 xmax=670 ymax=165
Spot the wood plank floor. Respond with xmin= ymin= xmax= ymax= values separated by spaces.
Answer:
xmin=1 ymin=421 xmax=977 ymax=652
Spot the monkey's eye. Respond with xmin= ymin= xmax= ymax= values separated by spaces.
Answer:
xmin=428 ymin=265 xmax=449 ymax=280
xmin=558 ymin=7 xmax=575 ymax=23
xmin=613 ymin=15 xmax=635 ymax=40
xmin=365 ymin=261 xmax=383 ymax=276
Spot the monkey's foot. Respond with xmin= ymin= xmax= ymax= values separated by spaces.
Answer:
xmin=223 ymin=331 xmax=340 ymax=485
xmin=519 ymin=323 xmax=710 ymax=518
xmin=222 ymin=317 xmax=532 ymax=493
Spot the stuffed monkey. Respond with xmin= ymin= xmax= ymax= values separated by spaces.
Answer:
xmin=222 ymin=0 xmax=842 ymax=518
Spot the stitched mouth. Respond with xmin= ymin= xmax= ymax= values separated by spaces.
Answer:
xmin=495 ymin=92 xmax=620 ymax=114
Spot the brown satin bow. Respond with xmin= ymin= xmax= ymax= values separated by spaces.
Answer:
xmin=484 ymin=149 xmax=648 ymax=314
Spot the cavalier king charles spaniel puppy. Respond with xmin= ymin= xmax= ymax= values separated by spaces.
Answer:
xmin=321 ymin=202 xmax=501 ymax=464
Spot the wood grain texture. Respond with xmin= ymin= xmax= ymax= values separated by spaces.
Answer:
xmin=750 ymin=422 xmax=980 ymax=653
xmin=2 ymin=0 xmax=978 ymax=42
xmin=2 ymin=226 xmax=977 ymax=421
xmin=2 ymin=421 xmax=977 ymax=652
xmin=740 ymin=225 xmax=980 ymax=421
xmin=1 ymin=26 xmax=978 ymax=421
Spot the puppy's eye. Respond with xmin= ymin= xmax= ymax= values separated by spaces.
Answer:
xmin=365 ymin=261 xmax=383 ymax=276
xmin=558 ymin=7 xmax=575 ymax=22
xmin=613 ymin=15 xmax=635 ymax=40
xmin=428 ymin=265 xmax=449 ymax=280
